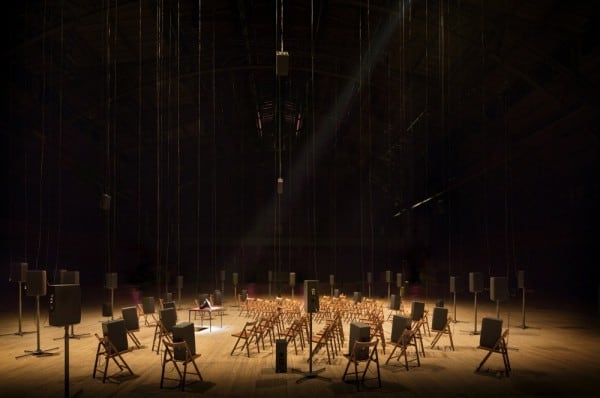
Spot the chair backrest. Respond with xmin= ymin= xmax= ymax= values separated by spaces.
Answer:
xmin=351 ymin=339 xmax=378 ymax=362
xmin=431 ymin=306 xmax=448 ymax=331
xmin=164 ymin=340 xmax=192 ymax=362
xmin=480 ymin=317 xmax=503 ymax=349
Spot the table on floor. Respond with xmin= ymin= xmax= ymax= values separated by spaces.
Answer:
xmin=188 ymin=306 xmax=224 ymax=332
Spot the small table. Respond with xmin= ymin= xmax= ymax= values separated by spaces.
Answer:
xmin=188 ymin=306 xmax=224 ymax=332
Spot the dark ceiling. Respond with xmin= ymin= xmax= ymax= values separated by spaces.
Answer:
xmin=2 ymin=1 xmax=599 ymax=298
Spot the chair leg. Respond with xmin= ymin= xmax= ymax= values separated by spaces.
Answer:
xmin=476 ymin=351 xmax=494 ymax=372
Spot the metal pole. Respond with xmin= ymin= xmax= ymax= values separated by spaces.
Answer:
xmin=452 ymin=291 xmax=457 ymax=323
xmin=64 ymin=325 xmax=69 ymax=398
xmin=110 ymin=288 xmax=114 ymax=320
xmin=18 ymin=281 xmax=23 ymax=335
xmin=473 ymin=292 xmax=479 ymax=335
xmin=521 ymin=287 xmax=526 ymax=328
xmin=36 ymin=296 xmax=41 ymax=351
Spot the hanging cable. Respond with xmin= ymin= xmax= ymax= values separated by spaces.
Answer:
xmin=367 ymin=0 xmax=375 ymax=280
xmin=212 ymin=2 xmax=217 ymax=288
xmin=55 ymin=0 xmax=64 ymax=271
xmin=358 ymin=7 xmax=364 ymax=289
xmin=156 ymin=0 xmax=162 ymax=298
xmin=196 ymin=0 xmax=202 ymax=294
xmin=112 ymin=0 xmax=119 ymax=277
xmin=104 ymin=0 xmax=112 ymax=275
xmin=176 ymin=0 xmax=181 ymax=281
xmin=311 ymin=0 xmax=317 ymax=279
xmin=137 ymin=0 xmax=142 ymax=258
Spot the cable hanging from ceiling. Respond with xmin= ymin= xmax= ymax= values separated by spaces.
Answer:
xmin=358 ymin=4 xmax=365 ymax=290
xmin=367 ymin=0 xmax=375 ymax=286
xmin=137 ymin=0 xmax=142 ymax=265
xmin=104 ymin=0 xmax=112 ymax=275
xmin=155 ymin=0 xmax=163 ymax=298
xmin=55 ymin=0 xmax=64 ymax=273
xmin=112 ymin=0 xmax=119 ymax=280
xmin=176 ymin=0 xmax=181 ymax=289
xmin=195 ymin=0 xmax=202 ymax=295
xmin=311 ymin=0 xmax=318 ymax=279
xmin=211 ymin=1 xmax=217 ymax=289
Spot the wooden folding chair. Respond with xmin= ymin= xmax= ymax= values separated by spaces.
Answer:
xmin=92 ymin=333 xmax=134 ymax=383
xmin=342 ymin=339 xmax=381 ymax=391
xmin=231 ymin=321 xmax=259 ymax=357
xmin=160 ymin=339 xmax=203 ymax=390
xmin=476 ymin=318 xmax=511 ymax=377
xmin=430 ymin=306 xmax=454 ymax=351
xmin=385 ymin=329 xmax=420 ymax=370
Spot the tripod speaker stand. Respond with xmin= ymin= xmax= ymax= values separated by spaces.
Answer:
xmin=3 ymin=262 xmax=35 ymax=337
xmin=17 ymin=271 xmax=59 ymax=358
xmin=293 ymin=280 xmax=330 ymax=383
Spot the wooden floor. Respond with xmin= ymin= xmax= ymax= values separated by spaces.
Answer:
xmin=1 ymin=288 xmax=599 ymax=398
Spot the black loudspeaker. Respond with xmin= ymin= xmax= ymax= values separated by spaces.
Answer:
xmin=213 ymin=289 xmax=222 ymax=305
xmin=349 ymin=322 xmax=371 ymax=359
xmin=450 ymin=276 xmax=458 ymax=293
xmin=100 ymin=193 xmax=111 ymax=211
xmin=61 ymin=270 xmax=79 ymax=284
xmin=275 ymin=339 xmax=288 ymax=373
xmin=517 ymin=270 xmax=525 ymax=289
xmin=277 ymin=177 xmax=284 ymax=194
xmin=232 ymin=272 xmax=238 ymax=286
xmin=469 ymin=272 xmax=483 ymax=293
xmin=431 ymin=306 xmax=448 ymax=331
xmin=102 ymin=303 xmax=113 ymax=317
xmin=353 ymin=291 xmax=362 ymax=303
xmin=411 ymin=301 xmax=425 ymax=322
xmin=367 ymin=272 xmax=372 ymax=284
xmin=160 ymin=308 xmax=177 ymax=333
xmin=241 ymin=289 xmax=248 ymax=301
xmin=26 ymin=270 xmax=47 ymax=296
xmin=9 ymin=262 xmax=28 ymax=282
xmin=289 ymin=272 xmax=296 ymax=286
xmin=268 ymin=270 xmax=273 ymax=283
xmin=304 ymin=280 xmax=319 ymax=313
xmin=490 ymin=277 xmax=509 ymax=302
xmin=436 ymin=300 xmax=444 ymax=308
xmin=165 ymin=292 xmax=173 ymax=303
xmin=479 ymin=317 xmax=503 ymax=349
xmin=177 ymin=275 xmax=184 ymax=289
xmin=220 ymin=270 xmax=226 ymax=282
xmin=389 ymin=294 xmax=401 ymax=310
xmin=275 ymin=51 xmax=289 ymax=76
xmin=105 ymin=272 xmax=118 ymax=289
xmin=329 ymin=274 xmax=334 ymax=286
xmin=396 ymin=273 xmax=402 ymax=288
xmin=142 ymin=297 xmax=155 ymax=314
xmin=172 ymin=322 xmax=195 ymax=360
xmin=102 ymin=319 xmax=128 ymax=353
xmin=391 ymin=315 xmax=411 ymax=343
xmin=48 ymin=284 xmax=81 ymax=326
xmin=333 ymin=288 xmax=340 ymax=298
xmin=164 ymin=301 xmax=176 ymax=310
xmin=385 ymin=270 xmax=391 ymax=283
xmin=57 ymin=269 xmax=67 ymax=284
xmin=121 ymin=306 xmax=139 ymax=331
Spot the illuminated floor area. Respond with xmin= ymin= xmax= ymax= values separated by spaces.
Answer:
xmin=0 ymin=291 xmax=599 ymax=398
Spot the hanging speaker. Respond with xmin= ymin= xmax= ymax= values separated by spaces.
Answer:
xmin=102 ymin=319 xmax=128 ymax=353
xmin=142 ymin=296 xmax=155 ymax=314
xmin=121 ymin=306 xmax=139 ymax=331
xmin=517 ymin=270 xmax=525 ymax=289
xmin=366 ymin=272 xmax=372 ymax=284
xmin=385 ymin=270 xmax=391 ymax=283
xmin=172 ymin=322 xmax=195 ymax=360
xmin=9 ymin=262 xmax=28 ymax=282
xmin=490 ymin=277 xmax=509 ymax=302
xmin=220 ymin=270 xmax=226 ymax=282
xmin=304 ymin=280 xmax=319 ymax=313
xmin=275 ymin=51 xmax=289 ymax=76
xmin=277 ymin=177 xmax=284 ymax=194
xmin=411 ymin=301 xmax=425 ymax=322
xmin=396 ymin=273 xmax=402 ymax=288
xmin=48 ymin=284 xmax=81 ymax=326
xmin=62 ymin=270 xmax=79 ymax=285
xmin=100 ymin=193 xmax=111 ymax=211
xmin=232 ymin=272 xmax=239 ymax=286
xmin=105 ymin=272 xmax=118 ymax=289
xmin=469 ymin=272 xmax=483 ymax=293
xmin=26 ymin=270 xmax=47 ymax=296
xmin=431 ymin=306 xmax=448 ymax=331
xmin=329 ymin=274 xmax=334 ymax=286
xmin=275 ymin=339 xmax=288 ymax=373
xmin=289 ymin=272 xmax=296 ymax=286
xmin=177 ymin=275 xmax=184 ymax=290
xmin=391 ymin=315 xmax=412 ymax=343
xmin=479 ymin=317 xmax=503 ymax=349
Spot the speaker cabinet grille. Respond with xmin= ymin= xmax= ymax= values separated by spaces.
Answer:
xmin=232 ymin=272 xmax=238 ymax=286
xmin=160 ymin=308 xmax=177 ymax=333
xmin=172 ymin=322 xmax=195 ymax=360
xmin=105 ymin=272 xmax=118 ymax=289
xmin=431 ymin=307 xmax=448 ymax=331
xmin=48 ymin=284 xmax=81 ymax=326
xmin=450 ymin=276 xmax=458 ymax=293
xmin=480 ymin=317 xmax=503 ymax=349
xmin=391 ymin=315 xmax=411 ymax=343
xmin=517 ymin=270 xmax=525 ymax=289
xmin=102 ymin=319 xmax=128 ymax=353
xmin=289 ymin=272 xmax=296 ymax=286
xmin=469 ymin=272 xmax=483 ymax=293
xmin=213 ymin=289 xmax=222 ymax=305
xmin=121 ymin=306 xmax=139 ymax=331
xmin=349 ymin=322 xmax=371 ymax=360
xmin=26 ymin=270 xmax=47 ymax=296
xmin=396 ymin=273 xmax=403 ymax=288
xmin=490 ymin=277 xmax=509 ymax=302
xmin=385 ymin=270 xmax=391 ymax=283
xmin=177 ymin=275 xmax=184 ymax=289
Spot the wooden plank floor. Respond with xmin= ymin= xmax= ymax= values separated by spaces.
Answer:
xmin=1 ymin=289 xmax=599 ymax=397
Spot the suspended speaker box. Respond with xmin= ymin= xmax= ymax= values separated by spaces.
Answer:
xmin=275 ymin=51 xmax=289 ymax=76
xmin=385 ymin=270 xmax=392 ymax=283
xmin=172 ymin=322 xmax=195 ymax=360
xmin=304 ymin=280 xmax=319 ymax=313
xmin=480 ymin=317 xmax=503 ymax=349
xmin=102 ymin=319 xmax=128 ymax=353
xmin=160 ymin=308 xmax=177 ymax=333
xmin=26 ymin=270 xmax=47 ymax=296
xmin=411 ymin=301 xmax=425 ymax=322
xmin=349 ymin=322 xmax=370 ymax=359
xmin=61 ymin=270 xmax=79 ymax=285
xmin=391 ymin=315 xmax=411 ymax=343
xmin=9 ymin=262 xmax=28 ymax=282
xmin=490 ymin=277 xmax=509 ymax=302
xmin=105 ymin=272 xmax=118 ymax=289
xmin=121 ymin=306 xmax=139 ymax=331
xmin=275 ymin=339 xmax=288 ymax=373
xmin=431 ymin=307 xmax=448 ymax=331
xmin=213 ymin=289 xmax=222 ymax=305
xmin=469 ymin=272 xmax=483 ymax=293
xmin=48 ymin=284 xmax=81 ymax=326
xmin=289 ymin=272 xmax=296 ymax=286
xmin=142 ymin=296 xmax=155 ymax=314
xmin=389 ymin=294 xmax=401 ymax=310
xmin=353 ymin=291 xmax=362 ymax=304
xmin=517 ymin=270 xmax=525 ymax=289
xmin=177 ymin=275 xmax=184 ymax=290
xmin=396 ymin=273 xmax=403 ymax=288
xmin=232 ymin=272 xmax=238 ymax=286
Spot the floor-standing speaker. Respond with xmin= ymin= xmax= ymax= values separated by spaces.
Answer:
xmin=333 ymin=288 xmax=340 ymax=298
xmin=304 ymin=280 xmax=319 ymax=313
xmin=490 ymin=277 xmax=509 ymax=302
xmin=396 ymin=273 xmax=402 ymax=288
xmin=160 ymin=308 xmax=177 ymax=333
xmin=469 ymin=272 xmax=483 ymax=293
xmin=517 ymin=270 xmax=525 ymax=290
xmin=213 ymin=289 xmax=222 ymax=305
xmin=390 ymin=294 xmax=401 ymax=310
xmin=480 ymin=317 xmax=503 ymax=349
xmin=172 ymin=322 xmax=195 ymax=360
xmin=142 ymin=297 xmax=155 ymax=314
xmin=450 ymin=276 xmax=459 ymax=293
xmin=165 ymin=292 xmax=173 ymax=303
xmin=349 ymin=322 xmax=371 ymax=359
xmin=9 ymin=262 xmax=28 ymax=282
xmin=48 ymin=284 xmax=81 ymax=326
xmin=102 ymin=319 xmax=128 ymax=353
xmin=353 ymin=291 xmax=362 ymax=304
xmin=431 ymin=307 xmax=448 ymax=331
xmin=26 ymin=270 xmax=47 ymax=296
xmin=122 ymin=307 xmax=139 ymax=331
xmin=276 ymin=339 xmax=288 ymax=373
xmin=385 ymin=271 xmax=391 ymax=283
xmin=411 ymin=301 xmax=425 ymax=322
xmin=105 ymin=273 xmax=118 ymax=290
xmin=391 ymin=315 xmax=411 ymax=343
